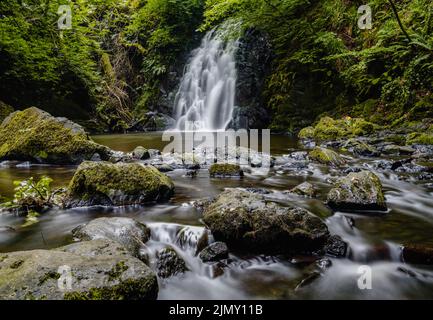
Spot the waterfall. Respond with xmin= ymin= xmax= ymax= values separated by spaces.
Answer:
xmin=173 ymin=26 xmax=239 ymax=131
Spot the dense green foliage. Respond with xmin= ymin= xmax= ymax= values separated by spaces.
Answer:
xmin=0 ymin=0 xmax=204 ymax=131
xmin=1 ymin=0 xmax=432 ymax=132
xmin=200 ymin=0 xmax=433 ymax=131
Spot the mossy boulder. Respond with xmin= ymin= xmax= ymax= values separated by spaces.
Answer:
xmin=0 ymin=107 xmax=110 ymax=164
xmin=156 ymin=247 xmax=188 ymax=278
xmin=0 ymin=101 xmax=13 ymax=122
xmin=209 ymin=163 xmax=244 ymax=177
xmin=0 ymin=239 xmax=158 ymax=300
xmin=308 ymin=147 xmax=345 ymax=166
xmin=72 ymin=217 xmax=151 ymax=258
xmin=66 ymin=161 xmax=174 ymax=207
xmin=202 ymin=189 xmax=329 ymax=254
xmin=298 ymin=116 xmax=376 ymax=141
xmin=327 ymin=171 xmax=387 ymax=212
xmin=406 ymin=133 xmax=433 ymax=145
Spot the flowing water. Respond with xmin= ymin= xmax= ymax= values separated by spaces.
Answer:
xmin=1 ymin=133 xmax=433 ymax=299
xmin=173 ymin=26 xmax=238 ymax=131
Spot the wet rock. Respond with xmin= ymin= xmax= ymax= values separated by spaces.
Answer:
xmin=343 ymin=166 xmax=363 ymax=174
xmin=315 ymin=258 xmax=332 ymax=271
xmin=209 ymin=163 xmax=243 ymax=177
xmin=324 ymin=235 xmax=348 ymax=258
xmin=153 ymin=163 xmax=174 ymax=172
xmin=156 ymin=247 xmax=188 ymax=278
xmin=132 ymin=146 xmax=150 ymax=160
xmin=72 ymin=217 xmax=151 ymax=258
xmin=0 ymin=239 xmax=158 ymax=300
xmin=199 ymin=242 xmax=229 ymax=262
xmin=65 ymin=161 xmax=174 ymax=207
xmin=0 ymin=107 xmax=110 ymax=164
xmin=289 ymin=182 xmax=316 ymax=198
xmin=402 ymin=245 xmax=433 ymax=265
xmin=202 ymin=189 xmax=330 ymax=254
xmin=289 ymin=151 xmax=308 ymax=161
xmin=327 ymin=171 xmax=387 ymax=212
xmin=244 ymin=188 xmax=271 ymax=195
xmin=382 ymin=145 xmax=415 ymax=156
xmin=308 ymin=147 xmax=345 ymax=166
xmin=342 ymin=139 xmax=379 ymax=157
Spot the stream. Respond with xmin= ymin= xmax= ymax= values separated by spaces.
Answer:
xmin=1 ymin=133 xmax=433 ymax=299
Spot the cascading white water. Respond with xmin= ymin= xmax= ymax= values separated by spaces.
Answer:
xmin=173 ymin=27 xmax=239 ymax=131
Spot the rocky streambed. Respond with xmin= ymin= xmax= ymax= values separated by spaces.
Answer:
xmin=0 ymin=109 xmax=433 ymax=300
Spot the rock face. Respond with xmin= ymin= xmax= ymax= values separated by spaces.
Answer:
xmin=199 ymin=242 xmax=229 ymax=262
xmin=209 ymin=163 xmax=244 ymax=177
xmin=0 ymin=239 xmax=158 ymax=300
xmin=66 ymin=161 xmax=174 ymax=207
xmin=342 ymin=139 xmax=379 ymax=157
xmin=327 ymin=171 xmax=387 ymax=211
xmin=156 ymin=247 xmax=188 ymax=278
xmin=0 ymin=107 xmax=110 ymax=164
xmin=308 ymin=147 xmax=345 ymax=166
xmin=72 ymin=217 xmax=151 ymax=258
xmin=231 ymin=28 xmax=272 ymax=129
xmin=202 ymin=189 xmax=329 ymax=254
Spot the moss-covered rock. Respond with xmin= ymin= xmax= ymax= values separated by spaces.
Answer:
xmin=0 ymin=239 xmax=158 ymax=300
xmin=298 ymin=126 xmax=315 ymax=139
xmin=0 ymin=101 xmax=13 ymax=122
xmin=327 ymin=171 xmax=387 ymax=212
xmin=132 ymin=146 xmax=150 ymax=160
xmin=156 ymin=247 xmax=188 ymax=278
xmin=308 ymin=147 xmax=345 ymax=166
xmin=298 ymin=116 xmax=376 ymax=141
xmin=0 ymin=107 xmax=110 ymax=164
xmin=72 ymin=217 xmax=151 ymax=258
xmin=202 ymin=189 xmax=329 ymax=254
xmin=406 ymin=133 xmax=433 ymax=145
xmin=66 ymin=161 xmax=174 ymax=207
xmin=209 ymin=163 xmax=244 ymax=177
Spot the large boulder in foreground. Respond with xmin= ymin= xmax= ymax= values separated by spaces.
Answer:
xmin=0 ymin=239 xmax=158 ymax=300
xmin=72 ymin=217 xmax=151 ymax=258
xmin=66 ymin=161 xmax=174 ymax=207
xmin=0 ymin=107 xmax=110 ymax=164
xmin=202 ymin=189 xmax=329 ymax=254
xmin=327 ymin=171 xmax=387 ymax=212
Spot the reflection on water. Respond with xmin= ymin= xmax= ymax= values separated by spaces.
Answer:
xmin=1 ymin=133 xmax=433 ymax=299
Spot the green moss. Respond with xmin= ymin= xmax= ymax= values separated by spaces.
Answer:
xmin=209 ymin=164 xmax=243 ymax=177
xmin=406 ymin=133 xmax=433 ymax=145
xmin=0 ymin=108 xmax=110 ymax=164
xmin=107 ymin=261 xmax=128 ymax=282
xmin=67 ymin=161 xmax=174 ymax=204
xmin=298 ymin=126 xmax=315 ymax=139
xmin=38 ymin=271 xmax=61 ymax=285
xmin=308 ymin=147 xmax=345 ymax=166
xmin=63 ymin=277 xmax=158 ymax=300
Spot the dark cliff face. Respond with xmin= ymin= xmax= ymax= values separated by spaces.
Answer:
xmin=231 ymin=28 xmax=273 ymax=130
